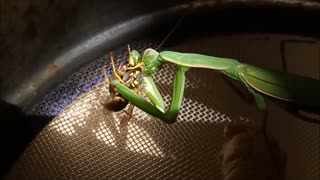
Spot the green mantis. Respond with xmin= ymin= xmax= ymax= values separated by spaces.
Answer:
xmin=109 ymin=48 xmax=320 ymax=124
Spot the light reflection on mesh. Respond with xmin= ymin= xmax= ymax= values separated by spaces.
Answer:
xmin=6 ymin=41 xmax=237 ymax=180
xmin=5 ymin=36 xmax=320 ymax=180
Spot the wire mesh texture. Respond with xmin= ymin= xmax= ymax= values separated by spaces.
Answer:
xmin=5 ymin=35 xmax=320 ymax=180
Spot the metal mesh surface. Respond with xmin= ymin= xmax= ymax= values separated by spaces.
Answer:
xmin=5 ymin=36 xmax=320 ymax=180
xmin=6 ymin=40 xmax=237 ymax=180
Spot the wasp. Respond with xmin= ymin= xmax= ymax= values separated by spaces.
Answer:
xmin=103 ymin=46 xmax=144 ymax=127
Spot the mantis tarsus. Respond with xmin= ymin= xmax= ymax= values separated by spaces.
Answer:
xmin=108 ymin=47 xmax=320 ymax=124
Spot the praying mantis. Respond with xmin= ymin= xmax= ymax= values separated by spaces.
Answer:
xmin=107 ymin=48 xmax=320 ymax=124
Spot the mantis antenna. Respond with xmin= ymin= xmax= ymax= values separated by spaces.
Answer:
xmin=155 ymin=15 xmax=185 ymax=50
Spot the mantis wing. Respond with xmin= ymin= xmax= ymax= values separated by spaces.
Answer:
xmin=160 ymin=50 xmax=320 ymax=111
xmin=238 ymin=64 xmax=320 ymax=111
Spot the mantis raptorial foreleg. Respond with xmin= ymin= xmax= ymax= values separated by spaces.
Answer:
xmin=110 ymin=48 xmax=320 ymax=123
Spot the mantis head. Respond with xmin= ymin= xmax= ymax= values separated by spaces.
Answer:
xmin=142 ymin=48 xmax=165 ymax=75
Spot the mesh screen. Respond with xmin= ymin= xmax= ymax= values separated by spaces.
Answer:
xmin=5 ymin=36 xmax=320 ymax=180
xmin=6 ymin=40 xmax=237 ymax=180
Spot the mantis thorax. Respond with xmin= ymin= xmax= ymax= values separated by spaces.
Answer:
xmin=142 ymin=48 xmax=165 ymax=75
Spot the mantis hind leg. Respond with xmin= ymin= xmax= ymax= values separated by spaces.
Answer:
xmin=238 ymin=73 xmax=267 ymax=111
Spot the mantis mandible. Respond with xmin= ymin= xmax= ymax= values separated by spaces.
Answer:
xmin=109 ymin=48 xmax=320 ymax=124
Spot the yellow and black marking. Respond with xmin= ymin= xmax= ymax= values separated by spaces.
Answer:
xmin=103 ymin=49 xmax=145 ymax=127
